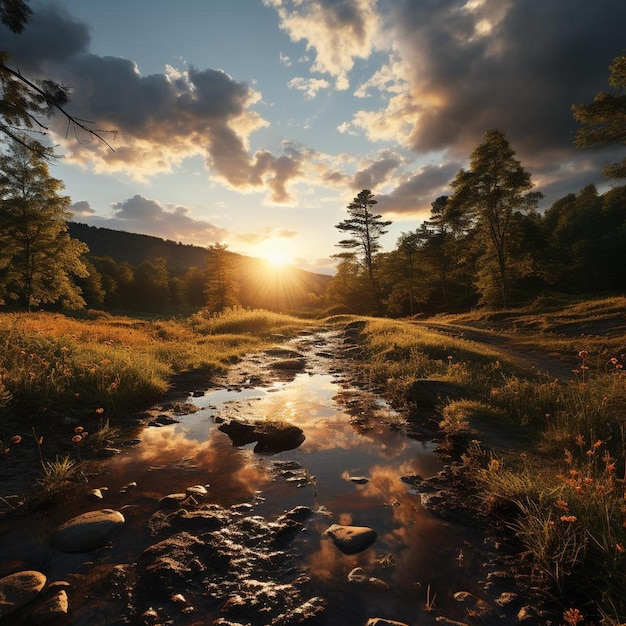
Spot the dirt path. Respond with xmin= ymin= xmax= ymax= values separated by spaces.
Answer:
xmin=413 ymin=320 xmax=576 ymax=380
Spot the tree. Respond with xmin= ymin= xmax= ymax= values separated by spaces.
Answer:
xmin=448 ymin=129 xmax=542 ymax=308
xmin=0 ymin=141 xmax=88 ymax=310
xmin=335 ymin=189 xmax=391 ymax=305
xmin=0 ymin=0 xmax=113 ymax=155
xmin=573 ymin=54 xmax=626 ymax=179
xmin=204 ymin=243 xmax=238 ymax=312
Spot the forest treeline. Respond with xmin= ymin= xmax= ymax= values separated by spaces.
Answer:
xmin=328 ymin=181 xmax=626 ymax=317
xmin=0 ymin=33 xmax=624 ymax=318
xmin=67 ymin=224 xmax=330 ymax=315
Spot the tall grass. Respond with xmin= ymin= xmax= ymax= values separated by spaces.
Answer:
xmin=0 ymin=307 xmax=313 ymax=443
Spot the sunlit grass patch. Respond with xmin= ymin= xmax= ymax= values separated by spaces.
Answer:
xmin=189 ymin=306 xmax=314 ymax=336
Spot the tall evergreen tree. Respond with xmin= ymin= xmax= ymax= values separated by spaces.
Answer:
xmin=335 ymin=189 xmax=391 ymax=307
xmin=573 ymin=54 xmax=626 ymax=179
xmin=448 ymin=130 xmax=542 ymax=308
xmin=0 ymin=141 xmax=88 ymax=310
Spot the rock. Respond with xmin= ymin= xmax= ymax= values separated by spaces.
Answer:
xmin=52 ymin=508 xmax=125 ymax=553
xmin=0 ymin=570 xmax=46 ymax=618
xmin=453 ymin=591 xmax=494 ymax=619
xmin=495 ymin=591 xmax=519 ymax=607
xmin=324 ymin=523 xmax=377 ymax=554
xmin=348 ymin=475 xmax=369 ymax=484
xmin=219 ymin=419 xmax=306 ymax=454
xmin=31 ymin=589 xmax=68 ymax=624
xmin=87 ymin=488 xmax=105 ymax=501
xmin=254 ymin=424 xmax=305 ymax=454
xmin=120 ymin=481 xmax=138 ymax=493
xmin=270 ymin=358 xmax=306 ymax=371
xmin=218 ymin=420 xmax=258 ymax=446
xmin=140 ymin=607 xmax=161 ymax=625
xmin=365 ymin=619 xmax=409 ymax=626
xmin=186 ymin=485 xmax=209 ymax=498
xmin=159 ymin=493 xmax=187 ymax=509
xmin=347 ymin=567 xmax=370 ymax=583
xmin=347 ymin=567 xmax=389 ymax=589
xmin=284 ymin=505 xmax=313 ymax=523
xmin=155 ymin=414 xmax=179 ymax=425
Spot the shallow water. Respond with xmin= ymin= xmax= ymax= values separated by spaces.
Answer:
xmin=0 ymin=332 xmax=486 ymax=624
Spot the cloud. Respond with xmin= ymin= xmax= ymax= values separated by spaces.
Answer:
xmin=235 ymin=226 xmax=299 ymax=246
xmin=350 ymin=0 xmax=626 ymax=173
xmin=74 ymin=195 xmax=227 ymax=246
xmin=287 ymin=76 xmax=331 ymax=99
xmin=377 ymin=161 xmax=461 ymax=217
xmin=1 ymin=3 xmax=308 ymax=202
xmin=69 ymin=200 xmax=95 ymax=217
xmin=264 ymin=0 xmax=380 ymax=89
xmin=351 ymin=151 xmax=405 ymax=191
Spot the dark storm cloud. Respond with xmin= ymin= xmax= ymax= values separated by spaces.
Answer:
xmin=0 ymin=1 xmax=89 ymax=72
xmin=1 ymin=2 xmax=280 ymax=194
xmin=393 ymin=0 xmax=626 ymax=164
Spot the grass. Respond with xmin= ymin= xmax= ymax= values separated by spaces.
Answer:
xmin=334 ymin=298 xmax=626 ymax=623
xmin=3 ymin=298 xmax=626 ymax=621
xmin=0 ymin=306 xmax=315 ymax=495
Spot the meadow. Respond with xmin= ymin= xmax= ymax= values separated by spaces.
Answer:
xmin=1 ymin=298 xmax=626 ymax=623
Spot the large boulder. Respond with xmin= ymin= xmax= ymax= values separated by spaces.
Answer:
xmin=324 ymin=524 xmax=377 ymax=554
xmin=52 ymin=508 xmax=125 ymax=553
xmin=0 ymin=570 xmax=46 ymax=618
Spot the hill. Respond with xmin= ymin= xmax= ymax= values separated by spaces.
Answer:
xmin=68 ymin=222 xmax=332 ymax=311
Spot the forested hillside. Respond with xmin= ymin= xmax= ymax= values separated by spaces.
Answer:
xmin=67 ymin=223 xmax=331 ymax=315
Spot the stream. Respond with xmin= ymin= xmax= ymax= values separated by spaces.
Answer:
xmin=0 ymin=329 xmax=493 ymax=625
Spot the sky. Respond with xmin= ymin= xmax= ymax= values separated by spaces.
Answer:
xmin=1 ymin=0 xmax=625 ymax=274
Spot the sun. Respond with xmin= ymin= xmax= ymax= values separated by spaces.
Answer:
xmin=265 ymin=250 xmax=291 ymax=268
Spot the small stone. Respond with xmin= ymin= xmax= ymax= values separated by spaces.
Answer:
xmin=453 ymin=591 xmax=493 ymax=619
xmin=87 ymin=488 xmax=104 ymax=501
xmin=31 ymin=589 xmax=68 ymax=624
xmin=52 ymin=509 xmax=125 ymax=553
xmin=324 ymin=523 xmax=377 ymax=554
xmin=495 ymin=591 xmax=519 ymax=607
xmin=284 ymin=505 xmax=313 ymax=523
xmin=141 ymin=607 xmax=160 ymax=625
xmin=120 ymin=481 xmax=138 ymax=493
xmin=348 ymin=476 xmax=369 ymax=484
xmin=365 ymin=619 xmax=409 ymax=626
xmin=0 ymin=570 xmax=47 ymax=618
xmin=186 ymin=484 xmax=209 ymax=498
xmin=347 ymin=567 xmax=370 ymax=583
xmin=158 ymin=493 xmax=187 ymax=508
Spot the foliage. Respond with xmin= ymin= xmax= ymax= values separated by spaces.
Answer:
xmin=204 ymin=243 xmax=239 ymax=312
xmin=448 ymin=129 xmax=542 ymax=308
xmin=334 ymin=189 xmax=391 ymax=308
xmin=573 ymin=54 xmax=626 ymax=179
xmin=0 ymin=0 xmax=112 ymax=154
xmin=0 ymin=142 xmax=89 ymax=310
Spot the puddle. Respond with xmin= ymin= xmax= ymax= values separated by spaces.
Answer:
xmin=0 ymin=331 xmax=487 ymax=625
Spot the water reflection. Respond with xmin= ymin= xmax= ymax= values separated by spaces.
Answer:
xmin=0 ymin=338 xmax=484 ymax=625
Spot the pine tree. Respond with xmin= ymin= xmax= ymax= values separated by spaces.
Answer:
xmin=0 ymin=141 xmax=89 ymax=310
xmin=335 ymin=189 xmax=391 ymax=308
